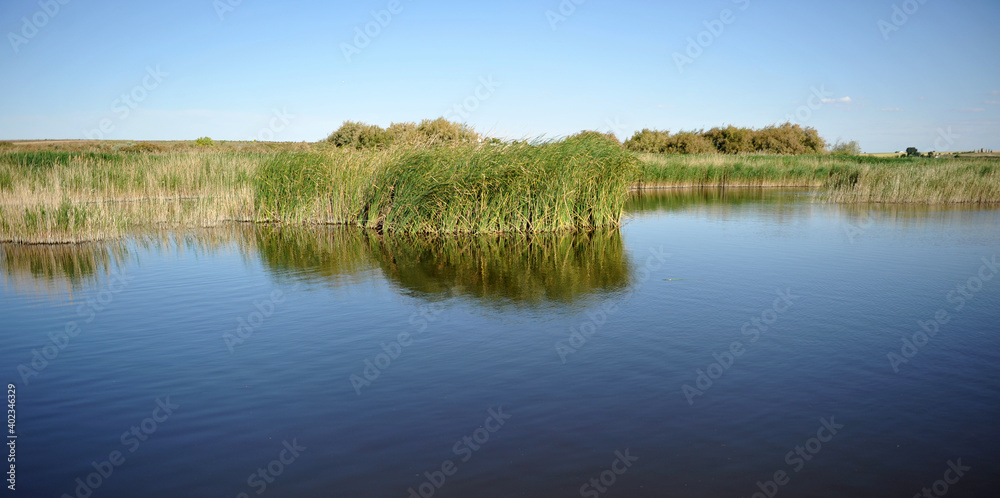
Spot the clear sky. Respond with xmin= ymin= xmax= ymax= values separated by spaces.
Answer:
xmin=1 ymin=0 xmax=997 ymax=152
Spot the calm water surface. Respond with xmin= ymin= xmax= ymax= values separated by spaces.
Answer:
xmin=2 ymin=189 xmax=999 ymax=497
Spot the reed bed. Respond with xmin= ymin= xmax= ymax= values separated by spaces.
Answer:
xmin=638 ymin=153 xmax=1000 ymax=203
xmin=2 ymin=141 xmax=998 ymax=244
xmin=251 ymin=138 xmax=638 ymax=233
xmin=1 ymin=137 xmax=637 ymax=243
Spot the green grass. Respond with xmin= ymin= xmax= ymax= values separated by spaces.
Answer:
xmin=637 ymin=153 xmax=1000 ymax=203
xmin=1 ymin=140 xmax=999 ymax=244
xmin=253 ymin=138 xmax=639 ymax=233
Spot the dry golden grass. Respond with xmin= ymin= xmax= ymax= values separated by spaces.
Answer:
xmin=0 ymin=151 xmax=260 ymax=243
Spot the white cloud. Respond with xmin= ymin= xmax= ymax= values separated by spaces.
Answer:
xmin=820 ymin=96 xmax=852 ymax=104
xmin=992 ymin=91 xmax=1000 ymax=96
xmin=959 ymin=108 xmax=985 ymax=113
xmin=986 ymin=101 xmax=1000 ymax=105
xmin=880 ymin=107 xmax=902 ymax=112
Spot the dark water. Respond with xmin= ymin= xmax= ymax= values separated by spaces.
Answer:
xmin=2 ymin=189 xmax=999 ymax=497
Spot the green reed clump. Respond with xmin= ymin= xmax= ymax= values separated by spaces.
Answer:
xmin=254 ymin=152 xmax=336 ymax=220
xmin=253 ymin=137 xmax=637 ymax=233
xmin=358 ymin=137 xmax=638 ymax=233
xmin=823 ymin=157 xmax=1000 ymax=203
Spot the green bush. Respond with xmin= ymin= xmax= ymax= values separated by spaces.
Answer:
xmin=831 ymin=140 xmax=862 ymax=155
xmin=664 ymin=131 xmax=715 ymax=154
xmin=195 ymin=137 xmax=215 ymax=147
xmin=326 ymin=118 xmax=480 ymax=148
xmin=415 ymin=117 xmax=480 ymax=144
xmin=704 ymin=126 xmax=755 ymax=154
xmin=566 ymin=130 xmax=621 ymax=145
xmin=751 ymin=123 xmax=825 ymax=154
xmin=119 ymin=142 xmax=164 ymax=153
xmin=624 ymin=129 xmax=671 ymax=153
xmin=627 ymin=123 xmax=826 ymax=155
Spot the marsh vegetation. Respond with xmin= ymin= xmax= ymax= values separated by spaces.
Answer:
xmin=1 ymin=120 xmax=998 ymax=244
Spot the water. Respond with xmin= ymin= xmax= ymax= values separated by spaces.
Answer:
xmin=2 ymin=189 xmax=998 ymax=497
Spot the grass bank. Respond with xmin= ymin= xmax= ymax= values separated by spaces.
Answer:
xmin=2 ymin=139 xmax=998 ymax=244
xmin=0 ymin=137 xmax=637 ymax=243
xmin=637 ymin=153 xmax=1000 ymax=203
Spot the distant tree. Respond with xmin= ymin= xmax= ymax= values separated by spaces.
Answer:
xmin=566 ymin=130 xmax=621 ymax=145
xmin=926 ymin=151 xmax=936 ymax=158
xmin=704 ymin=125 xmax=754 ymax=154
xmin=831 ymin=140 xmax=862 ymax=155
xmin=663 ymin=131 xmax=715 ymax=154
xmin=623 ymin=129 xmax=671 ymax=153
xmin=906 ymin=147 xmax=919 ymax=157
xmin=415 ymin=117 xmax=480 ymax=144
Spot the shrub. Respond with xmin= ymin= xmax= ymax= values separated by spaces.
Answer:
xmin=414 ymin=117 xmax=480 ymax=144
xmin=751 ymin=123 xmax=825 ymax=154
xmin=566 ymin=130 xmax=621 ymax=145
xmin=119 ymin=142 xmax=164 ymax=153
xmin=624 ymin=129 xmax=671 ymax=153
xmin=326 ymin=118 xmax=478 ymax=148
xmin=387 ymin=122 xmax=419 ymax=144
xmin=325 ymin=121 xmax=370 ymax=148
xmin=195 ymin=137 xmax=215 ymax=147
xmin=704 ymin=126 xmax=754 ymax=154
xmin=831 ymin=140 xmax=862 ymax=155
xmin=664 ymin=131 xmax=715 ymax=154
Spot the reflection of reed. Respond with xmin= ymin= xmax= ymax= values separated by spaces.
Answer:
xmin=252 ymin=225 xmax=377 ymax=285
xmin=626 ymin=187 xmax=796 ymax=213
xmin=3 ymin=225 xmax=633 ymax=306
xmin=253 ymin=225 xmax=632 ymax=305
xmin=365 ymin=230 xmax=631 ymax=305
xmin=0 ymin=241 xmax=131 ymax=296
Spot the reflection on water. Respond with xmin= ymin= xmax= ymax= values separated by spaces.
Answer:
xmin=7 ymin=188 xmax=997 ymax=302
xmin=627 ymin=187 xmax=1000 ymax=244
xmin=4 ymin=188 xmax=1000 ymax=497
xmin=625 ymin=187 xmax=802 ymax=213
xmin=247 ymin=225 xmax=632 ymax=306
xmin=360 ymin=229 xmax=630 ymax=305
xmin=3 ymin=225 xmax=632 ymax=307
xmin=0 ymin=241 xmax=133 ymax=297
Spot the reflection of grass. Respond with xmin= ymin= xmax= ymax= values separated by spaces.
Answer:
xmin=252 ymin=225 xmax=376 ymax=283
xmin=252 ymin=225 xmax=631 ymax=305
xmin=0 ymin=240 xmax=131 ymax=295
xmin=5 ymin=224 xmax=633 ymax=306
xmin=366 ymin=230 xmax=631 ymax=304
xmin=625 ymin=187 xmax=795 ymax=213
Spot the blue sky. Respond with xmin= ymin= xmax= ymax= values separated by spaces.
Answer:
xmin=1 ymin=0 xmax=997 ymax=152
